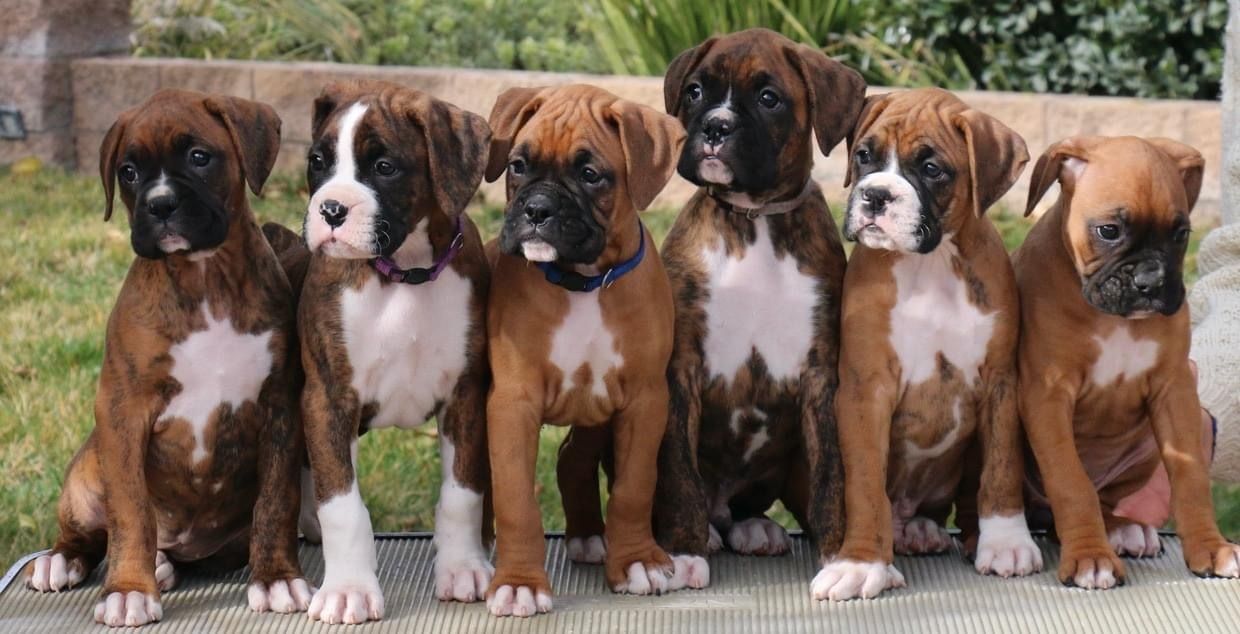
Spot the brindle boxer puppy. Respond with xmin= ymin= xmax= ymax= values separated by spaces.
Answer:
xmin=483 ymin=84 xmax=687 ymax=617
xmin=814 ymin=88 xmax=1041 ymax=601
xmin=296 ymin=80 xmax=493 ymax=624
xmin=23 ymin=89 xmax=307 ymax=626
xmin=631 ymin=29 xmax=863 ymax=577
xmin=1017 ymin=136 xmax=1240 ymax=588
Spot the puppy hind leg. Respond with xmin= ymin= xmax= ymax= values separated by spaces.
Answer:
xmin=558 ymin=427 xmax=609 ymax=564
xmin=433 ymin=417 xmax=493 ymax=603
xmin=26 ymin=446 xmax=107 ymax=593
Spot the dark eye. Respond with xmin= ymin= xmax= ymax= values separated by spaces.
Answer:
xmin=1096 ymin=224 xmax=1122 ymax=241
xmin=308 ymin=153 xmax=326 ymax=173
xmin=685 ymin=83 xmax=702 ymax=102
xmin=189 ymin=148 xmax=211 ymax=167
xmin=375 ymin=159 xmax=396 ymax=176
xmin=921 ymin=162 xmax=943 ymax=179
xmin=581 ymin=166 xmax=601 ymax=184
xmin=509 ymin=158 xmax=526 ymax=176
xmin=1174 ymin=225 xmax=1190 ymax=243
xmin=119 ymin=164 xmax=139 ymax=184
xmin=855 ymin=149 xmax=872 ymax=166
xmin=758 ymin=89 xmax=781 ymax=109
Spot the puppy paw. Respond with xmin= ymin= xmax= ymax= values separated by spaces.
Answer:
xmin=25 ymin=552 xmax=88 ymax=592
xmin=668 ymin=554 xmax=710 ymax=590
xmin=566 ymin=535 xmax=607 ymax=564
xmin=810 ymin=559 xmax=906 ymax=601
xmin=308 ymin=577 xmax=384 ymax=624
xmin=894 ymin=517 xmax=954 ymax=555
xmin=486 ymin=585 xmax=552 ymax=617
xmin=94 ymin=591 xmax=162 ymax=627
xmin=726 ymin=518 xmax=791 ymax=556
xmin=247 ymin=577 xmax=313 ymax=613
xmin=1059 ymin=548 xmax=1124 ymax=589
xmin=1109 ymin=523 xmax=1162 ymax=558
xmin=611 ymin=561 xmax=673 ymax=595
xmin=154 ymin=551 xmax=178 ymax=592
xmin=1185 ymin=540 xmax=1240 ymax=578
xmin=434 ymin=553 xmax=493 ymax=603
xmin=707 ymin=524 xmax=723 ymax=553
xmin=975 ymin=515 xmax=1043 ymax=577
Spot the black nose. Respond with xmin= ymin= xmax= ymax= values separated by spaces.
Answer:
xmin=703 ymin=116 xmax=734 ymax=145
xmin=146 ymin=194 xmax=179 ymax=221
xmin=1133 ymin=260 xmax=1165 ymax=293
xmin=523 ymin=193 xmax=555 ymax=225
xmin=861 ymin=187 xmax=892 ymax=214
xmin=320 ymin=199 xmax=348 ymax=228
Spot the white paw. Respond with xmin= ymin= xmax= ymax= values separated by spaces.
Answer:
xmin=566 ymin=535 xmax=607 ymax=564
xmin=975 ymin=515 xmax=1043 ymax=577
xmin=1073 ymin=561 xmax=1119 ymax=589
xmin=26 ymin=552 xmax=85 ymax=592
xmin=668 ymin=554 xmax=710 ymax=590
xmin=1109 ymin=524 xmax=1162 ymax=558
xmin=153 ymin=551 xmax=178 ymax=592
xmin=810 ymin=559 xmax=906 ymax=601
xmin=612 ymin=561 xmax=672 ymax=595
xmin=93 ymin=591 xmax=162 ymax=627
xmin=895 ymin=517 xmax=953 ymax=555
xmin=434 ymin=554 xmax=493 ymax=603
xmin=487 ymin=585 xmax=552 ymax=617
xmin=726 ymin=518 xmax=791 ymax=556
xmin=707 ymin=524 xmax=723 ymax=553
xmin=308 ymin=578 xmax=384 ymax=624
xmin=1212 ymin=543 xmax=1240 ymax=577
xmin=247 ymin=578 xmax=313 ymax=613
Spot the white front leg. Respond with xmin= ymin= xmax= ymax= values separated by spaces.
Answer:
xmin=433 ymin=434 xmax=493 ymax=603
xmin=308 ymin=441 xmax=384 ymax=625
xmin=974 ymin=514 xmax=1043 ymax=577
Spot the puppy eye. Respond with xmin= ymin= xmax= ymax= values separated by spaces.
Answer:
xmin=375 ymin=159 xmax=396 ymax=177
xmin=855 ymin=149 xmax=872 ymax=166
xmin=685 ymin=83 xmax=702 ymax=102
xmin=758 ymin=89 xmax=781 ymax=109
xmin=189 ymin=149 xmax=211 ymax=167
xmin=119 ymin=164 xmax=139 ymax=184
xmin=509 ymin=158 xmax=526 ymax=176
xmin=308 ymin=153 xmax=326 ymax=173
xmin=1096 ymin=224 xmax=1122 ymax=241
xmin=921 ymin=162 xmax=943 ymax=179
xmin=1174 ymin=226 xmax=1190 ymax=243
xmin=580 ymin=166 xmax=601 ymax=184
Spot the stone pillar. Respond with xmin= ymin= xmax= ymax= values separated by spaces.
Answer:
xmin=0 ymin=0 xmax=131 ymax=167
xmin=1224 ymin=0 xmax=1240 ymax=226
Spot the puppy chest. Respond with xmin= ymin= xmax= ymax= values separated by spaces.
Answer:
xmin=339 ymin=273 xmax=473 ymax=427
xmin=700 ymin=220 xmax=819 ymax=384
xmin=549 ymin=293 xmax=624 ymax=400
xmin=1088 ymin=325 xmax=1159 ymax=387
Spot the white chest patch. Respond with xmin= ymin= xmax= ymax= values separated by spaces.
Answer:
xmin=549 ymin=292 xmax=623 ymax=397
xmin=339 ymin=222 xmax=473 ymax=428
xmin=1090 ymin=326 xmax=1159 ymax=386
xmin=701 ymin=218 xmax=818 ymax=383
xmin=889 ymin=242 xmax=995 ymax=387
xmin=160 ymin=303 xmax=274 ymax=465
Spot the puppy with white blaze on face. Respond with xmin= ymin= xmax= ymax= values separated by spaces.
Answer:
xmin=815 ymin=88 xmax=1041 ymax=601
xmin=296 ymin=80 xmax=495 ymax=625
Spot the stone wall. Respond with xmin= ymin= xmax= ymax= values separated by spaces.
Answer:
xmin=66 ymin=57 xmax=1225 ymax=221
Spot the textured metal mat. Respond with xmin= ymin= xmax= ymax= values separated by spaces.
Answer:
xmin=3 ymin=534 xmax=1239 ymax=633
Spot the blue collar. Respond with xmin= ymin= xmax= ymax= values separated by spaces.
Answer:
xmin=535 ymin=223 xmax=645 ymax=292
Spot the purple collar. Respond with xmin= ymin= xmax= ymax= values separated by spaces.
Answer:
xmin=370 ymin=216 xmax=464 ymax=285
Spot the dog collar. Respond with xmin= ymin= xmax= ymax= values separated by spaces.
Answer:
xmin=370 ymin=216 xmax=464 ymax=285
xmin=711 ymin=179 xmax=817 ymax=219
xmin=535 ymin=223 xmax=645 ymax=292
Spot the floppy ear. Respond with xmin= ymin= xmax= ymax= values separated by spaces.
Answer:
xmin=843 ymin=93 xmax=892 ymax=188
xmin=785 ymin=43 xmax=866 ymax=157
xmin=485 ymin=86 xmax=546 ymax=183
xmin=402 ymin=93 xmax=492 ymax=216
xmin=605 ymin=101 xmax=687 ymax=211
xmin=1146 ymin=137 xmax=1205 ymax=212
xmin=1023 ymin=137 xmax=1099 ymax=217
xmin=663 ymin=37 xmax=717 ymax=117
xmin=99 ymin=109 xmax=133 ymax=222
xmin=203 ymin=95 xmax=282 ymax=196
xmin=952 ymin=109 xmax=1029 ymax=217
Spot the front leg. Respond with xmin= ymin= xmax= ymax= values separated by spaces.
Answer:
xmin=433 ymin=373 xmax=494 ymax=603
xmin=653 ymin=358 xmax=711 ymax=589
xmin=1150 ymin=368 xmax=1240 ymax=577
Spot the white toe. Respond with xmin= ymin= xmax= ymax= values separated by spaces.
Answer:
xmin=707 ymin=524 xmax=723 ymax=553
xmin=435 ymin=554 xmax=493 ymax=603
xmin=487 ymin=584 xmax=552 ymax=618
xmin=727 ymin=518 xmax=790 ymax=556
xmin=976 ymin=514 xmax=1043 ymax=577
xmin=307 ymin=577 xmax=384 ymax=624
xmin=810 ymin=559 xmax=905 ymax=602
xmin=668 ymin=554 xmax=710 ymax=590
xmin=94 ymin=591 xmax=161 ymax=627
xmin=566 ymin=535 xmax=607 ymax=564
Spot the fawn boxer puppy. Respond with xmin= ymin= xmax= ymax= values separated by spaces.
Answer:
xmin=297 ymin=80 xmax=493 ymax=624
xmin=629 ymin=28 xmax=864 ymax=581
xmin=483 ymin=84 xmax=688 ymax=617
xmin=814 ymin=88 xmax=1041 ymax=601
xmin=23 ymin=89 xmax=306 ymax=626
xmin=1017 ymin=135 xmax=1240 ymax=588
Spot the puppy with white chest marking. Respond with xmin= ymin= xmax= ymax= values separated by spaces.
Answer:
xmin=1017 ymin=135 xmax=1240 ymax=589
xmin=815 ymin=88 xmax=1041 ymax=601
xmin=23 ymin=89 xmax=308 ymax=626
xmin=296 ymin=80 xmax=494 ymax=624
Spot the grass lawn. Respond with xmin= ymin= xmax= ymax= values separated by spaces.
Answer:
xmin=1 ymin=164 xmax=1237 ymax=566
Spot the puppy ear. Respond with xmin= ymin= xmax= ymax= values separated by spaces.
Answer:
xmin=99 ymin=109 xmax=133 ymax=222
xmin=952 ymin=109 xmax=1029 ymax=218
xmin=402 ymin=93 xmax=493 ymax=216
xmin=1024 ymin=137 xmax=1098 ymax=217
xmin=204 ymin=95 xmax=282 ymax=196
xmin=1146 ymin=138 xmax=1205 ymax=212
xmin=786 ymin=43 xmax=866 ymax=157
xmin=843 ymin=93 xmax=891 ymax=188
xmin=485 ymin=87 xmax=546 ymax=183
xmin=664 ymin=37 xmax=717 ymax=118
xmin=606 ymin=101 xmax=687 ymax=211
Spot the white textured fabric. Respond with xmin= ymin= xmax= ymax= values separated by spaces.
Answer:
xmin=1190 ymin=224 xmax=1240 ymax=483
xmin=1224 ymin=1 xmax=1240 ymax=226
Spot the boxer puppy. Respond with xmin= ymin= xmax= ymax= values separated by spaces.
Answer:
xmin=635 ymin=28 xmax=862 ymax=578
xmin=297 ymin=80 xmax=493 ymax=624
xmin=814 ymin=88 xmax=1041 ymax=601
xmin=23 ymin=89 xmax=307 ymax=626
xmin=483 ymin=84 xmax=687 ymax=617
xmin=1016 ymin=135 xmax=1240 ymax=588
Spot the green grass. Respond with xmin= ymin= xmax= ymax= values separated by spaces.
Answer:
xmin=0 ymin=165 xmax=1235 ymax=566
